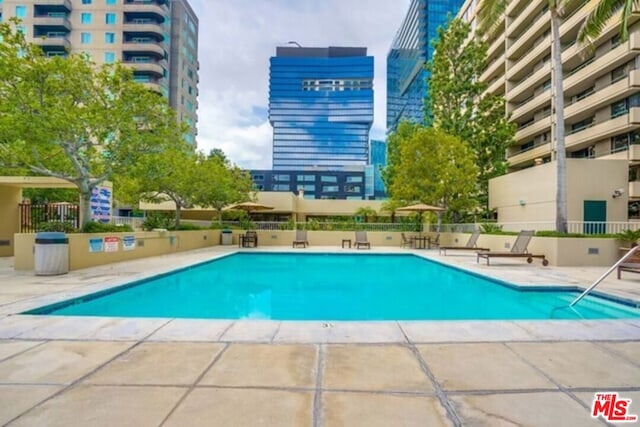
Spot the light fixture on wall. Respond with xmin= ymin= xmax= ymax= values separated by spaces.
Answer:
xmin=612 ymin=188 xmax=625 ymax=198
xmin=519 ymin=199 xmax=526 ymax=206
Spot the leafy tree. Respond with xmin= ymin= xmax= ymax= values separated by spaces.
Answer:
xmin=0 ymin=21 xmax=182 ymax=227
xmin=380 ymin=199 xmax=403 ymax=223
xmin=427 ymin=18 xmax=515 ymax=218
xmin=386 ymin=124 xmax=478 ymax=222
xmin=478 ymin=1 xmax=569 ymax=232
xmin=354 ymin=206 xmax=377 ymax=223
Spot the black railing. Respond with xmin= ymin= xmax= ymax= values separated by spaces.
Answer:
xmin=19 ymin=203 xmax=79 ymax=233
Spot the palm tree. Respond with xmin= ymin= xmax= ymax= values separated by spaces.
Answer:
xmin=478 ymin=0 xmax=569 ymax=232
xmin=578 ymin=0 xmax=635 ymax=45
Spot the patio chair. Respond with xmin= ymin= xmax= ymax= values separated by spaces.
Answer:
xmin=476 ymin=230 xmax=548 ymax=266
xmin=617 ymin=247 xmax=640 ymax=279
xmin=292 ymin=229 xmax=309 ymax=248
xmin=429 ymin=233 xmax=440 ymax=249
xmin=354 ymin=231 xmax=371 ymax=249
xmin=243 ymin=230 xmax=258 ymax=248
xmin=400 ymin=233 xmax=414 ymax=248
xmin=439 ymin=231 xmax=489 ymax=255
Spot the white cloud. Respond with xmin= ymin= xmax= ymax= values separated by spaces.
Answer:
xmin=189 ymin=0 xmax=410 ymax=168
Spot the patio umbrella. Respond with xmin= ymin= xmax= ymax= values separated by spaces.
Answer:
xmin=396 ymin=203 xmax=445 ymax=235
xmin=224 ymin=201 xmax=274 ymax=224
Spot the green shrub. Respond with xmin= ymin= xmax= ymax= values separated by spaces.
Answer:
xmin=141 ymin=212 xmax=174 ymax=231
xmin=37 ymin=221 xmax=77 ymax=233
xmin=171 ymin=223 xmax=203 ymax=231
xmin=615 ymin=229 xmax=640 ymax=245
xmin=480 ymin=223 xmax=503 ymax=234
xmin=81 ymin=222 xmax=134 ymax=233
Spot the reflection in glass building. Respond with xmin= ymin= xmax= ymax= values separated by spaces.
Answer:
xmin=369 ymin=140 xmax=388 ymax=198
xmin=387 ymin=0 xmax=463 ymax=133
xmin=269 ymin=46 xmax=374 ymax=170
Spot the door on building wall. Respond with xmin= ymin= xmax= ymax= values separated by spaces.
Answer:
xmin=583 ymin=200 xmax=606 ymax=234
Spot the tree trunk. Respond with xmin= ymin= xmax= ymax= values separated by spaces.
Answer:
xmin=79 ymin=190 xmax=92 ymax=229
xmin=551 ymin=10 xmax=568 ymax=233
xmin=175 ymin=204 xmax=181 ymax=229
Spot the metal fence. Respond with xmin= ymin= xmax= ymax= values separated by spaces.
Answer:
xmin=426 ymin=221 xmax=640 ymax=235
xmin=111 ymin=216 xmax=146 ymax=229
xmin=19 ymin=203 xmax=79 ymax=233
xmin=219 ymin=221 xmax=422 ymax=232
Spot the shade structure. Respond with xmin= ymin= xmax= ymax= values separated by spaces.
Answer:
xmin=396 ymin=203 xmax=445 ymax=236
xmin=224 ymin=201 xmax=274 ymax=212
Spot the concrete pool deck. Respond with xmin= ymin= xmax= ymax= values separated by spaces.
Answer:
xmin=0 ymin=247 xmax=639 ymax=426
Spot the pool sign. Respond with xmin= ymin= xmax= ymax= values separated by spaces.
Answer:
xmin=104 ymin=236 xmax=119 ymax=252
xmin=122 ymin=235 xmax=136 ymax=251
xmin=89 ymin=238 xmax=103 ymax=253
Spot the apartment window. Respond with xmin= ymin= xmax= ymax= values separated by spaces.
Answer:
xmin=611 ymin=34 xmax=621 ymax=48
xmin=322 ymin=185 xmax=339 ymax=192
xmin=81 ymin=13 xmax=92 ymax=24
xmin=612 ymin=65 xmax=627 ymax=82
xmin=106 ymin=0 xmax=116 ymax=4
xmin=252 ymin=174 xmax=264 ymax=181
xmin=105 ymin=32 xmax=115 ymax=43
xmin=104 ymin=52 xmax=115 ymax=63
xmin=296 ymin=184 xmax=315 ymax=192
xmin=541 ymin=79 xmax=551 ymax=91
xmin=611 ymin=99 xmax=629 ymax=118
xmin=296 ymin=175 xmax=315 ymax=182
xmin=345 ymin=176 xmax=363 ymax=183
xmin=80 ymin=32 xmax=91 ymax=44
xmin=572 ymin=86 xmax=595 ymax=103
xmin=273 ymin=174 xmax=290 ymax=181
xmin=82 ymin=0 xmax=92 ymax=3
xmin=344 ymin=185 xmax=361 ymax=193
xmin=612 ymin=134 xmax=629 ymax=153
xmin=105 ymin=13 xmax=116 ymax=24
xmin=570 ymin=118 xmax=593 ymax=133
xmin=520 ymin=141 xmax=534 ymax=151
xmin=571 ymin=146 xmax=595 ymax=158
xmin=15 ymin=5 xmax=27 ymax=18
xmin=320 ymin=175 xmax=337 ymax=183
xmin=272 ymin=184 xmax=290 ymax=191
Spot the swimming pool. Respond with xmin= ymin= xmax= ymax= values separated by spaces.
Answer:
xmin=26 ymin=253 xmax=640 ymax=320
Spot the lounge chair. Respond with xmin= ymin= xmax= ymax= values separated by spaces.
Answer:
xmin=292 ymin=229 xmax=309 ymax=248
xmin=618 ymin=263 xmax=640 ymax=279
xmin=243 ymin=230 xmax=258 ymax=248
xmin=429 ymin=233 xmax=440 ymax=249
xmin=354 ymin=231 xmax=370 ymax=249
xmin=477 ymin=230 xmax=548 ymax=266
xmin=400 ymin=233 xmax=414 ymax=248
xmin=439 ymin=231 xmax=489 ymax=255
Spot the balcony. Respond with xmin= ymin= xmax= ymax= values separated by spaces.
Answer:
xmin=507 ymin=142 xmax=552 ymax=167
xmin=126 ymin=61 xmax=165 ymax=76
xmin=480 ymin=53 xmax=505 ymax=83
xmin=507 ymin=0 xmax=546 ymax=39
xmin=123 ymin=22 xmax=164 ymax=38
xmin=33 ymin=36 xmax=70 ymax=49
xmin=565 ymin=107 xmax=640 ymax=149
xmin=33 ymin=16 xmax=71 ymax=31
xmin=510 ymin=90 xmax=551 ymax=122
xmin=515 ymin=116 xmax=551 ymax=142
xmin=506 ymin=0 xmax=531 ymax=17
xmin=599 ymin=144 xmax=640 ymax=161
xmin=34 ymin=0 xmax=72 ymax=11
xmin=124 ymin=2 xmax=167 ymax=19
xmin=487 ymin=31 xmax=505 ymax=59
xmin=564 ymin=33 xmax=640 ymax=94
xmin=486 ymin=74 xmax=505 ymax=96
xmin=507 ymin=35 xmax=550 ymax=81
xmin=123 ymin=42 xmax=165 ymax=58
xmin=507 ymin=12 xmax=550 ymax=60
xmin=142 ymin=82 xmax=164 ymax=94
xmin=507 ymin=63 xmax=551 ymax=104
xmin=629 ymin=180 xmax=640 ymax=198
xmin=565 ymin=71 xmax=639 ymax=121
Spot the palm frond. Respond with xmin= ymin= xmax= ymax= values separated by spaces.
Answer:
xmin=477 ymin=0 xmax=508 ymax=35
xmin=578 ymin=0 xmax=625 ymax=46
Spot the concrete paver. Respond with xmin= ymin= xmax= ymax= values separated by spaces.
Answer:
xmin=322 ymin=392 xmax=452 ymax=427
xmin=0 ymin=340 xmax=43 ymax=361
xmin=9 ymin=384 xmax=185 ymax=427
xmin=85 ymin=342 xmax=224 ymax=385
xmin=146 ymin=318 xmax=233 ymax=342
xmin=164 ymin=388 xmax=313 ymax=427
xmin=417 ymin=343 xmax=556 ymax=391
xmin=199 ymin=344 xmax=317 ymax=388
xmin=451 ymin=392 xmax=602 ymax=427
xmin=323 ymin=345 xmax=433 ymax=392
xmin=0 ymin=384 xmax=62 ymax=425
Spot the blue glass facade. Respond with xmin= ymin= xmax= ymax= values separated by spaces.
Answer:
xmin=369 ymin=140 xmax=388 ymax=198
xmin=387 ymin=0 xmax=463 ymax=132
xmin=269 ymin=47 xmax=374 ymax=170
xmin=249 ymin=169 xmax=367 ymax=200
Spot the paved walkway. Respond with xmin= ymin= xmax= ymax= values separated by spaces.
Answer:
xmin=0 ymin=247 xmax=639 ymax=426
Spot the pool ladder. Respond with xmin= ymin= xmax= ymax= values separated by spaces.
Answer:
xmin=570 ymin=245 xmax=640 ymax=307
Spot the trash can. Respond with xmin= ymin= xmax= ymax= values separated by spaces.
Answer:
xmin=34 ymin=232 xmax=69 ymax=276
xmin=221 ymin=229 xmax=233 ymax=245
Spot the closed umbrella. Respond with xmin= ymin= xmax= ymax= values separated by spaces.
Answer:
xmin=396 ymin=203 xmax=445 ymax=236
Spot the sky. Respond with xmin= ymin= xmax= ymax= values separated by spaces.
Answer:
xmin=187 ymin=0 xmax=411 ymax=169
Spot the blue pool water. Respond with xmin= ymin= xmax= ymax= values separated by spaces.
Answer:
xmin=27 ymin=253 xmax=640 ymax=320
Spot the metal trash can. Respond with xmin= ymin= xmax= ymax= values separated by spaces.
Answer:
xmin=34 ymin=232 xmax=69 ymax=276
xmin=221 ymin=229 xmax=233 ymax=245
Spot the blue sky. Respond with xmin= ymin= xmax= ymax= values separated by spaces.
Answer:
xmin=187 ymin=0 xmax=410 ymax=169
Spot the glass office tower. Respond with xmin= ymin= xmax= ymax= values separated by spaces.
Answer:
xmin=269 ymin=46 xmax=374 ymax=170
xmin=387 ymin=0 xmax=463 ymax=132
xmin=369 ymin=139 xmax=387 ymax=198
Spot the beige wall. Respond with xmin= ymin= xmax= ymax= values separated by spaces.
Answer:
xmin=0 ymin=186 xmax=21 ymax=257
xmin=489 ymin=159 xmax=629 ymax=226
xmin=14 ymin=230 xmax=221 ymax=271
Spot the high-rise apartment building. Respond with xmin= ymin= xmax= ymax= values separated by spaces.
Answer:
xmin=458 ymin=0 xmax=640 ymax=213
xmin=269 ymin=46 xmax=374 ymax=170
xmin=0 ymin=0 xmax=198 ymax=144
xmin=387 ymin=0 xmax=463 ymax=132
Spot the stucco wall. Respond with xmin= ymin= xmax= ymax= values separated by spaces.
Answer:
xmin=0 ymin=186 xmax=21 ymax=257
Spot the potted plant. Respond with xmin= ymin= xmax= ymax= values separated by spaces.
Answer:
xmin=615 ymin=229 xmax=640 ymax=248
